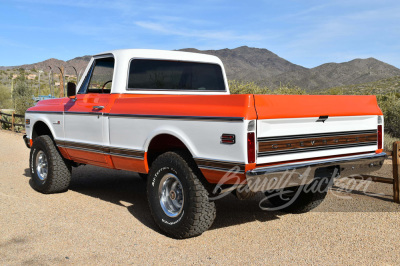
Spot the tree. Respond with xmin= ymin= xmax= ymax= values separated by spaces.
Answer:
xmin=0 ymin=84 xmax=12 ymax=109
xmin=12 ymin=74 xmax=34 ymax=114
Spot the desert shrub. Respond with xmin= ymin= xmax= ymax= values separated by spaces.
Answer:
xmin=0 ymin=84 xmax=12 ymax=109
xmin=384 ymin=104 xmax=400 ymax=138
xmin=0 ymin=110 xmax=12 ymax=130
xmin=12 ymin=75 xmax=35 ymax=115
xmin=384 ymin=133 xmax=400 ymax=152
xmin=229 ymin=80 xmax=271 ymax=94
xmin=273 ymin=85 xmax=307 ymax=95
xmin=377 ymin=93 xmax=400 ymax=138
xmin=229 ymin=80 xmax=307 ymax=95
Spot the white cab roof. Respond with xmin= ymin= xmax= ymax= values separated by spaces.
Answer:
xmin=78 ymin=49 xmax=229 ymax=95
xmin=95 ymin=49 xmax=223 ymax=65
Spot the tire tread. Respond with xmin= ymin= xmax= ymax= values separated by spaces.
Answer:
xmin=30 ymin=135 xmax=71 ymax=193
xmin=147 ymin=151 xmax=216 ymax=239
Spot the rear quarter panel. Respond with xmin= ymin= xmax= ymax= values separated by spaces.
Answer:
xmin=108 ymin=94 xmax=257 ymax=163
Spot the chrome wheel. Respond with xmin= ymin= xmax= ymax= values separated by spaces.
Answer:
xmin=35 ymin=150 xmax=48 ymax=181
xmin=159 ymin=173 xmax=184 ymax=217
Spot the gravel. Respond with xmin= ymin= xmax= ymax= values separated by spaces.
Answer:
xmin=1 ymin=130 xmax=400 ymax=264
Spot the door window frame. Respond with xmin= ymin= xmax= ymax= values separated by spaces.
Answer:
xmin=78 ymin=54 xmax=115 ymax=95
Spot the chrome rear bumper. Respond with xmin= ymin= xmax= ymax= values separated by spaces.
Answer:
xmin=246 ymin=152 xmax=386 ymax=192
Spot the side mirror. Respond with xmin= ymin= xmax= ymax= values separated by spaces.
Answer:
xmin=67 ymin=82 xmax=76 ymax=98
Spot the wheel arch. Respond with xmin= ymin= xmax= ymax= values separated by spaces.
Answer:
xmin=144 ymin=130 xmax=198 ymax=169
xmin=31 ymin=120 xmax=55 ymax=141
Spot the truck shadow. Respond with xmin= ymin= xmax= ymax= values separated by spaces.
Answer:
xmin=23 ymin=168 xmax=31 ymax=178
xmin=64 ymin=165 xmax=282 ymax=234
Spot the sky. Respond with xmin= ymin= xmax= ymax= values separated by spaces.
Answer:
xmin=0 ymin=0 xmax=399 ymax=68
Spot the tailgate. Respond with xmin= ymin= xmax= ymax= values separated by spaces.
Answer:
xmin=254 ymin=95 xmax=383 ymax=164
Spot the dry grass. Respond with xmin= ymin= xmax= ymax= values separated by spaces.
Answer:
xmin=384 ymin=132 xmax=400 ymax=152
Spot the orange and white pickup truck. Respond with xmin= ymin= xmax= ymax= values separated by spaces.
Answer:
xmin=24 ymin=49 xmax=385 ymax=238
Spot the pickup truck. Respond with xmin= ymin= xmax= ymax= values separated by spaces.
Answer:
xmin=24 ymin=49 xmax=386 ymax=238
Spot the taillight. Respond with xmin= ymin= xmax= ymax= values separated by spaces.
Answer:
xmin=378 ymin=125 xmax=382 ymax=149
xmin=247 ymin=132 xmax=256 ymax=163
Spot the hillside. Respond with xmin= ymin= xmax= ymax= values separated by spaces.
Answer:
xmin=270 ymin=58 xmax=400 ymax=90
xmin=1 ymin=46 xmax=400 ymax=91
xmin=0 ymin=56 xmax=92 ymax=76
xmin=183 ymin=47 xmax=400 ymax=90
xmin=180 ymin=46 xmax=306 ymax=82
xmin=315 ymin=75 xmax=400 ymax=95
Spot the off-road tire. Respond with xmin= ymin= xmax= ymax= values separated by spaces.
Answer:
xmin=29 ymin=135 xmax=72 ymax=193
xmin=264 ymin=180 xmax=328 ymax=213
xmin=147 ymin=151 xmax=216 ymax=239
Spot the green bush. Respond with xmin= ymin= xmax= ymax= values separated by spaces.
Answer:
xmin=273 ymin=85 xmax=307 ymax=95
xmin=377 ymin=93 xmax=400 ymax=138
xmin=0 ymin=84 xmax=12 ymax=109
xmin=229 ymin=80 xmax=307 ymax=95
xmin=229 ymin=80 xmax=271 ymax=94
xmin=0 ymin=110 xmax=11 ymax=130
xmin=384 ymin=133 xmax=400 ymax=152
xmin=12 ymin=74 xmax=35 ymax=115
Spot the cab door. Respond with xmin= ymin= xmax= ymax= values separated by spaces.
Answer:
xmin=63 ymin=56 xmax=114 ymax=166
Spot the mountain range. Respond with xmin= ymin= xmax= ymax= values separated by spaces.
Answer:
xmin=2 ymin=46 xmax=400 ymax=91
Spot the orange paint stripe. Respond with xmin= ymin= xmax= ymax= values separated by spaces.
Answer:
xmin=200 ymin=168 xmax=246 ymax=184
xmin=111 ymin=156 xmax=147 ymax=173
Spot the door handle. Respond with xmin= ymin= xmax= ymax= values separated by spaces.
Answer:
xmin=93 ymin=106 xmax=104 ymax=110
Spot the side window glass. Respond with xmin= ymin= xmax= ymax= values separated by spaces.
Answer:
xmin=78 ymin=57 xmax=115 ymax=94
xmin=88 ymin=57 xmax=115 ymax=94
xmin=77 ymin=62 xmax=94 ymax=94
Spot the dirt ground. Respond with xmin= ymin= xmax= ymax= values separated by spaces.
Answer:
xmin=1 ymin=130 xmax=400 ymax=265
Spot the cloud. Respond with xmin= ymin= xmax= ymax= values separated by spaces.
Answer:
xmin=2 ymin=0 xmax=400 ymax=68
xmin=273 ymin=2 xmax=400 ymax=65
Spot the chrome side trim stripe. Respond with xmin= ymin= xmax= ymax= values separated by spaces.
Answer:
xmin=57 ymin=144 xmax=105 ymax=155
xmin=109 ymin=152 xmax=143 ymax=160
xmin=26 ymin=111 xmax=63 ymax=115
xmin=26 ymin=110 xmax=244 ymax=122
xmin=55 ymin=139 xmax=145 ymax=159
xmin=197 ymin=165 xmax=245 ymax=173
xmin=109 ymin=146 xmax=145 ymax=159
xmin=57 ymin=139 xmax=244 ymax=170
xmin=64 ymin=112 xmax=102 ymax=116
xmin=105 ymin=113 xmax=244 ymax=122
xmin=194 ymin=158 xmax=245 ymax=173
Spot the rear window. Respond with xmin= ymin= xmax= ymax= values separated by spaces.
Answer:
xmin=127 ymin=59 xmax=225 ymax=91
